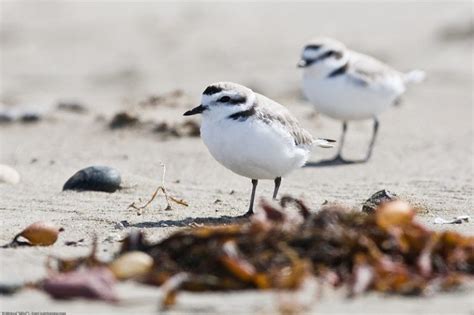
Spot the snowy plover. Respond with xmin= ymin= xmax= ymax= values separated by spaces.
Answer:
xmin=184 ymin=82 xmax=334 ymax=216
xmin=298 ymin=37 xmax=425 ymax=163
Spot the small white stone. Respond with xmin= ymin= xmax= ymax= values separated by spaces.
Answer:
xmin=0 ymin=164 xmax=20 ymax=184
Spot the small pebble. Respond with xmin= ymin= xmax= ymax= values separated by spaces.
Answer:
xmin=0 ymin=164 xmax=20 ymax=184
xmin=0 ymin=283 xmax=23 ymax=295
xmin=114 ymin=220 xmax=130 ymax=230
xmin=63 ymin=166 xmax=121 ymax=192
xmin=0 ymin=109 xmax=42 ymax=124
xmin=57 ymin=101 xmax=88 ymax=113
xmin=0 ymin=112 xmax=14 ymax=124
xmin=19 ymin=112 xmax=41 ymax=123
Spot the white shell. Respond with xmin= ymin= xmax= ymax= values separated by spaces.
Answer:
xmin=109 ymin=251 xmax=154 ymax=280
xmin=0 ymin=164 xmax=20 ymax=184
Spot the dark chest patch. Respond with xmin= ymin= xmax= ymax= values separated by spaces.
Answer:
xmin=227 ymin=106 xmax=256 ymax=121
xmin=327 ymin=62 xmax=349 ymax=78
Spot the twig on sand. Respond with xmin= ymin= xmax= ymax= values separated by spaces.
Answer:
xmin=128 ymin=163 xmax=188 ymax=215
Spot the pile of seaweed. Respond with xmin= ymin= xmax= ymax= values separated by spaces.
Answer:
xmin=36 ymin=195 xmax=473 ymax=307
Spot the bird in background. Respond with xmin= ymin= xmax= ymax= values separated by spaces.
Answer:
xmin=298 ymin=37 xmax=425 ymax=164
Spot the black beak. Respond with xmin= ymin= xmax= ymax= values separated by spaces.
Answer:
xmin=297 ymin=59 xmax=308 ymax=68
xmin=183 ymin=104 xmax=207 ymax=116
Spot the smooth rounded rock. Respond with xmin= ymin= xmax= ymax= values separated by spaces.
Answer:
xmin=0 ymin=111 xmax=14 ymax=124
xmin=109 ymin=251 xmax=154 ymax=280
xmin=63 ymin=166 xmax=121 ymax=192
xmin=0 ymin=165 xmax=20 ymax=184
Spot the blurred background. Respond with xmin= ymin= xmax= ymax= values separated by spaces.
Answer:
xmin=1 ymin=1 xmax=472 ymax=109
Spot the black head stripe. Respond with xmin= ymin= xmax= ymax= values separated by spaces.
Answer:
xmin=229 ymin=96 xmax=247 ymax=105
xmin=228 ymin=105 xmax=256 ymax=121
xmin=319 ymin=50 xmax=335 ymax=60
xmin=304 ymin=50 xmax=341 ymax=66
xmin=305 ymin=44 xmax=322 ymax=50
xmin=203 ymin=85 xmax=223 ymax=95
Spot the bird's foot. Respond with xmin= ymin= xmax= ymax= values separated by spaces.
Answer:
xmin=305 ymin=155 xmax=361 ymax=167
xmin=241 ymin=209 xmax=254 ymax=218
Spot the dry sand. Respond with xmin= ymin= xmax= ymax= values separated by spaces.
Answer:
xmin=0 ymin=1 xmax=473 ymax=314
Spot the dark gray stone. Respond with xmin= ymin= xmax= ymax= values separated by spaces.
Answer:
xmin=0 ymin=112 xmax=14 ymax=124
xmin=362 ymin=189 xmax=398 ymax=214
xmin=20 ymin=112 xmax=41 ymax=123
xmin=63 ymin=166 xmax=121 ymax=192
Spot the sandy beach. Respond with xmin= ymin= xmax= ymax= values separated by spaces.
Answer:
xmin=0 ymin=1 xmax=473 ymax=314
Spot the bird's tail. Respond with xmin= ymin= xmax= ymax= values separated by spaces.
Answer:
xmin=403 ymin=69 xmax=426 ymax=85
xmin=314 ymin=138 xmax=336 ymax=148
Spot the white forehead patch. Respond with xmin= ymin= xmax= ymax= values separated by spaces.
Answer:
xmin=201 ymin=94 xmax=212 ymax=104
xmin=201 ymin=90 xmax=244 ymax=105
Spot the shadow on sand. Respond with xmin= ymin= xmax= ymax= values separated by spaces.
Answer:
xmin=305 ymin=158 xmax=368 ymax=168
xmin=130 ymin=215 xmax=248 ymax=228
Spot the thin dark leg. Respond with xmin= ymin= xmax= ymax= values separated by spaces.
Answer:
xmin=244 ymin=179 xmax=258 ymax=216
xmin=273 ymin=177 xmax=282 ymax=200
xmin=335 ymin=121 xmax=348 ymax=160
xmin=312 ymin=122 xmax=349 ymax=165
xmin=304 ymin=121 xmax=359 ymax=167
xmin=364 ymin=118 xmax=379 ymax=161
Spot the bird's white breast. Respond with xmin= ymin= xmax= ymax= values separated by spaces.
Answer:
xmin=200 ymin=117 xmax=309 ymax=180
xmin=303 ymin=66 xmax=405 ymax=121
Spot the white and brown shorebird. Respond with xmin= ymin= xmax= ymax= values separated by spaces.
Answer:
xmin=298 ymin=37 xmax=425 ymax=164
xmin=184 ymin=82 xmax=334 ymax=216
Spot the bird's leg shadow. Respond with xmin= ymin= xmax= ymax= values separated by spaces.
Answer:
xmin=304 ymin=155 xmax=365 ymax=167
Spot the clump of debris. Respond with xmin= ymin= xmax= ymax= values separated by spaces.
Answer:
xmin=152 ymin=120 xmax=200 ymax=138
xmin=137 ymin=90 xmax=188 ymax=108
xmin=108 ymin=111 xmax=199 ymax=138
xmin=108 ymin=111 xmax=141 ymax=129
xmin=29 ymin=193 xmax=473 ymax=308
xmin=107 ymin=90 xmax=200 ymax=138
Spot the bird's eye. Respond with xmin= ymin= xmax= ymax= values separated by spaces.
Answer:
xmin=218 ymin=96 xmax=231 ymax=102
xmin=333 ymin=51 xmax=343 ymax=59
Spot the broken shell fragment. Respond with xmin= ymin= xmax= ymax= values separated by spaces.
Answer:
xmin=109 ymin=251 xmax=153 ymax=280
xmin=42 ymin=267 xmax=118 ymax=302
xmin=433 ymin=216 xmax=470 ymax=224
xmin=14 ymin=221 xmax=63 ymax=246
